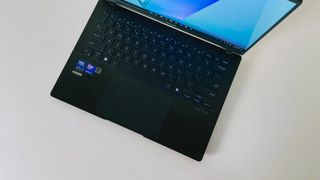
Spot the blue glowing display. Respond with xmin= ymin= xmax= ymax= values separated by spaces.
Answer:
xmin=124 ymin=0 xmax=296 ymax=50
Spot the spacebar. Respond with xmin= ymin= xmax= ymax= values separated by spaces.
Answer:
xmin=119 ymin=63 xmax=163 ymax=88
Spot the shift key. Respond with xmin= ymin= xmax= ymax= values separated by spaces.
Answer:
xmin=88 ymin=39 xmax=105 ymax=52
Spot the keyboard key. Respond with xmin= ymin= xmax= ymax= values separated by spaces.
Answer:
xmin=222 ymin=59 xmax=230 ymax=65
xmin=214 ymin=57 xmax=221 ymax=63
xmin=105 ymin=36 xmax=113 ymax=45
xmin=150 ymin=66 xmax=158 ymax=74
xmin=167 ymin=55 xmax=176 ymax=63
xmin=140 ymin=52 xmax=148 ymax=61
xmin=193 ymin=98 xmax=202 ymax=104
xmin=105 ymin=48 xmax=114 ymax=56
xmin=114 ymin=22 xmax=123 ymax=30
xmin=195 ymin=65 xmax=203 ymax=74
xmin=185 ymin=81 xmax=195 ymax=90
xmin=160 ymin=51 xmax=167 ymax=58
xmin=101 ymin=10 xmax=109 ymax=16
xmin=109 ymin=14 xmax=118 ymax=19
xmin=203 ymin=102 xmax=213 ymax=109
xmin=97 ymin=15 xmax=107 ymax=24
xmin=194 ymin=94 xmax=204 ymax=100
xmin=204 ymin=69 xmax=212 ymax=77
xmin=133 ymin=30 xmax=140 ymax=37
xmin=124 ymin=25 xmax=131 ymax=33
xmin=167 ymin=73 xmax=176 ymax=82
xmin=92 ymin=31 xmax=105 ymax=41
xmin=210 ymin=82 xmax=220 ymax=90
xmin=124 ymin=36 xmax=133 ymax=43
xmin=141 ymin=61 xmax=150 ymax=71
xmin=92 ymin=51 xmax=102 ymax=59
xmin=113 ymin=40 xmax=123 ymax=49
xmin=163 ymin=83 xmax=173 ymax=91
xmin=115 ymin=32 xmax=125 ymax=40
xmin=88 ymin=39 xmax=105 ymax=52
xmin=122 ymin=54 xmax=132 ymax=63
xmin=141 ymin=33 xmax=149 ymax=41
xmin=186 ymin=52 xmax=192 ymax=59
xmin=102 ymin=56 xmax=112 ymax=64
xmin=158 ymin=61 xmax=166 ymax=69
xmin=151 ymin=47 xmax=159 ymax=54
xmin=122 ymin=44 xmax=131 ymax=53
xmin=150 ymin=38 xmax=158 ymax=45
xmin=159 ymin=71 xmax=166 ymax=79
xmin=82 ymin=48 xmax=92 ymax=57
xmin=176 ymin=76 xmax=185 ymax=86
xmin=206 ymin=53 xmax=213 ymax=59
xmin=182 ymin=89 xmax=194 ymax=99
xmin=142 ymin=43 xmax=150 ymax=51
xmin=217 ymin=65 xmax=227 ymax=73
xmin=110 ymin=59 xmax=120 ymax=67
xmin=96 ymin=24 xmax=107 ymax=33
xmin=183 ymin=93 xmax=192 ymax=101
xmin=176 ymin=67 xmax=184 ymax=75
xmin=173 ymin=86 xmax=181 ymax=95
xmin=167 ymin=64 xmax=175 ymax=72
xmin=177 ymin=59 xmax=185 ymax=66
xmin=195 ymin=86 xmax=217 ymax=99
xmin=131 ymin=48 xmax=140 ymax=57
xmin=114 ymin=51 xmax=123 ymax=59
xmin=203 ymin=59 xmax=212 ymax=67
xmin=132 ymin=39 xmax=142 ymax=48
xmin=168 ymin=45 xmax=175 ymax=52
xmin=150 ymin=57 xmax=157 ymax=64
xmin=106 ymin=28 xmax=116 ymax=37
xmin=106 ymin=18 xmax=116 ymax=26
xmin=132 ymin=59 xmax=141 ymax=67
xmin=213 ymin=72 xmax=223 ymax=81
xmin=186 ymin=62 xmax=194 ymax=70
xmin=177 ymin=48 xmax=184 ymax=55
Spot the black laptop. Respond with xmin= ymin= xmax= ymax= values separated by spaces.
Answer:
xmin=51 ymin=0 xmax=302 ymax=161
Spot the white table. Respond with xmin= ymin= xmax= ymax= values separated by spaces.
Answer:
xmin=0 ymin=1 xmax=319 ymax=180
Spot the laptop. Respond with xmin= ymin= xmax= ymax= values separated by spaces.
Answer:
xmin=51 ymin=0 xmax=302 ymax=161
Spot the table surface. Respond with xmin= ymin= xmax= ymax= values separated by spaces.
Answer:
xmin=1 ymin=1 xmax=319 ymax=180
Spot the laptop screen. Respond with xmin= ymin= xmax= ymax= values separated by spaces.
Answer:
xmin=122 ymin=0 xmax=298 ymax=52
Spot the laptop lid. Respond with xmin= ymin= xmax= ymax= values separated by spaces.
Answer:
xmin=110 ymin=0 xmax=302 ymax=55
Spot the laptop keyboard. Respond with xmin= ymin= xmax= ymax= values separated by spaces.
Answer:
xmin=80 ymin=11 xmax=231 ymax=110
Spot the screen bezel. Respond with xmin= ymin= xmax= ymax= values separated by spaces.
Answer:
xmin=111 ymin=0 xmax=302 ymax=55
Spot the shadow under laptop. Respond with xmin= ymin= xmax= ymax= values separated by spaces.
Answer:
xmin=205 ymin=51 xmax=258 ymax=154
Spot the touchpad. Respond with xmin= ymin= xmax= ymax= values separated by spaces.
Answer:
xmin=96 ymin=72 xmax=172 ymax=138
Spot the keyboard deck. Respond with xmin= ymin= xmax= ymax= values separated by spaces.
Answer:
xmin=80 ymin=10 xmax=233 ymax=110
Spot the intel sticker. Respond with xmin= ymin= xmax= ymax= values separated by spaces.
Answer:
xmin=85 ymin=64 xmax=97 ymax=75
xmin=75 ymin=60 xmax=87 ymax=72
xmin=73 ymin=59 xmax=102 ymax=76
